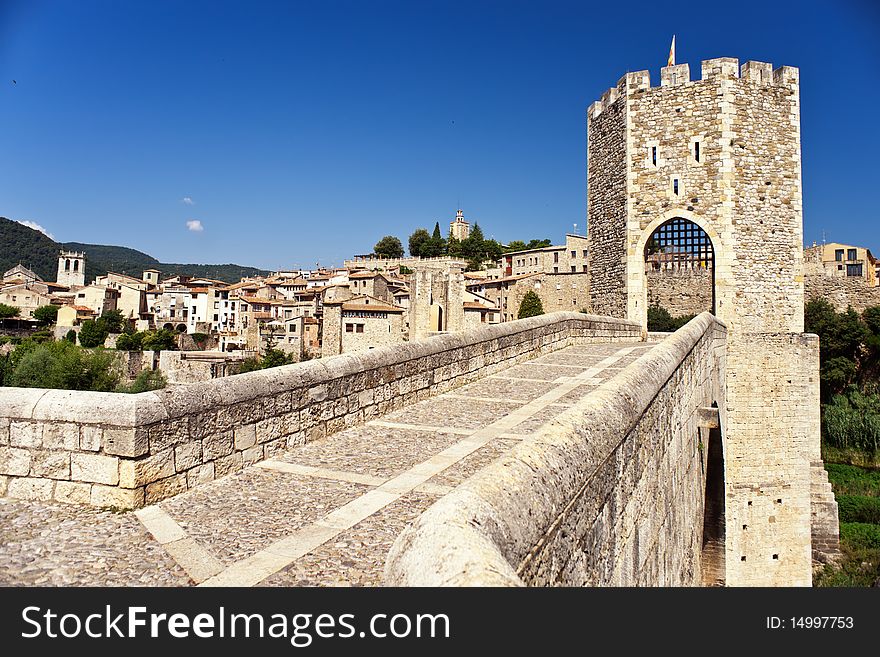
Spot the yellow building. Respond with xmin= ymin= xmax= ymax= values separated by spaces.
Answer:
xmin=813 ymin=242 xmax=878 ymax=286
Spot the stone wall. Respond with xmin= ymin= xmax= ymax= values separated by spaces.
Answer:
xmin=0 ymin=312 xmax=641 ymax=509
xmin=385 ymin=313 xmax=726 ymax=586
xmin=804 ymin=271 xmax=880 ymax=313
xmin=586 ymin=83 xmax=627 ymax=318
xmin=647 ymin=268 xmax=713 ymax=317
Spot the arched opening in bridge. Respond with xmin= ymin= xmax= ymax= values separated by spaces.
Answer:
xmin=176 ymin=323 xmax=187 ymax=333
xmin=162 ymin=323 xmax=173 ymax=331
xmin=644 ymin=217 xmax=715 ymax=331
xmin=701 ymin=414 xmax=726 ymax=587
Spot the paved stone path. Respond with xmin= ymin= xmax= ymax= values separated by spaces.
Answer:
xmin=0 ymin=341 xmax=656 ymax=587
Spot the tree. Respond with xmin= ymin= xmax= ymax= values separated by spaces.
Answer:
xmin=115 ymin=331 xmax=144 ymax=351
xmin=408 ymin=228 xmax=431 ymax=257
xmin=0 ymin=303 xmax=19 ymax=318
xmin=504 ymin=240 xmax=527 ymax=253
xmin=447 ymin=236 xmax=463 ymax=258
xmin=77 ymin=319 xmax=108 ymax=348
xmin=518 ymin=291 xmax=544 ymax=319
xmin=526 ymin=238 xmax=552 ymax=249
xmin=32 ymin=305 xmax=59 ymax=326
xmin=97 ymin=309 xmax=125 ymax=334
xmin=374 ymin=235 xmax=404 ymax=259
xmin=64 ymin=329 xmax=77 ymax=344
xmin=432 ymin=222 xmax=442 ymax=240
xmin=141 ymin=328 xmax=178 ymax=352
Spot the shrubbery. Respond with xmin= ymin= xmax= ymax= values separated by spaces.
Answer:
xmin=646 ymin=305 xmax=695 ymax=332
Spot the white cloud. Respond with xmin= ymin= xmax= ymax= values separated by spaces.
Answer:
xmin=186 ymin=220 xmax=204 ymax=232
xmin=16 ymin=220 xmax=55 ymax=240
xmin=181 ymin=196 xmax=195 ymax=206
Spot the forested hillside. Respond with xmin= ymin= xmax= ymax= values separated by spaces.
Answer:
xmin=1 ymin=217 xmax=269 ymax=283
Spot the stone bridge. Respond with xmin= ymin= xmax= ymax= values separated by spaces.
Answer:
xmin=1 ymin=310 xmax=833 ymax=587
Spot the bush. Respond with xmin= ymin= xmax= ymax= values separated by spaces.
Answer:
xmin=517 ymin=291 xmax=544 ymax=319
xmin=647 ymin=305 xmax=695 ymax=332
xmin=825 ymin=463 xmax=880 ymax=497
xmin=0 ymin=303 xmax=19 ymax=319
xmin=840 ymin=522 xmax=880 ymax=551
xmin=837 ymin=495 xmax=880 ymax=524
xmin=141 ymin=328 xmax=177 ymax=352
xmin=116 ymin=369 xmax=167 ymax=394
xmin=115 ymin=331 xmax=144 ymax=351
xmin=6 ymin=340 xmax=120 ymax=391
xmin=77 ymin=319 xmax=108 ymax=348
xmin=822 ymin=390 xmax=880 ymax=453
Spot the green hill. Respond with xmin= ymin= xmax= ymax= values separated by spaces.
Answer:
xmin=0 ymin=217 xmax=270 ymax=284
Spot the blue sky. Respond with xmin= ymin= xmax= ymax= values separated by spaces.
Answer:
xmin=1 ymin=0 xmax=878 ymax=270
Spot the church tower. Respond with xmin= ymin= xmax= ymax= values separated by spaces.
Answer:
xmin=57 ymin=250 xmax=86 ymax=287
xmin=449 ymin=209 xmax=470 ymax=241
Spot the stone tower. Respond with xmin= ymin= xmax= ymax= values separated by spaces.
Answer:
xmin=410 ymin=263 xmax=465 ymax=339
xmin=57 ymin=250 xmax=86 ymax=287
xmin=586 ymin=58 xmax=838 ymax=586
xmin=449 ymin=209 xmax=470 ymax=241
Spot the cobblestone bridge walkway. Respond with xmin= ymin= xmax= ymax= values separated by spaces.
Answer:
xmin=0 ymin=341 xmax=656 ymax=586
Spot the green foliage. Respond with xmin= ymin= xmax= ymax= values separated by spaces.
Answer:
xmin=840 ymin=521 xmax=880 ymax=550
xmin=234 ymin=347 xmax=294 ymax=374
xmin=236 ymin=357 xmax=263 ymax=374
xmin=64 ymin=329 xmax=77 ymax=343
xmin=805 ymin=299 xmax=872 ymax=398
xmin=141 ymin=328 xmax=178 ymax=352
xmin=647 ymin=305 xmax=695 ymax=332
xmin=373 ymin=235 xmax=404 ymax=259
xmin=5 ymin=339 xmax=120 ymax=391
xmin=115 ymin=331 xmax=144 ymax=351
xmin=30 ymin=328 xmax=53 ymax=343
xmin=97 ymin=309 xmax=125 ymax=334
xmin=432 ymin=222 xmax=442 ymax=240
xmin=408 ymin=228 xmax=431 ymax=257
xmin=191 ymin=332 xmax=210 ymax=348
xmin=0 ymin=303 xmax=19 ymax=318
xmin=32 ymin=304 xmax=59 ymax=325
xmin=398 ymin=265 xmax=413 ymax=275
xmin=825 ymin=462 xmax=880 ymax=497
xmin=837 ymin=495 xmax=880 ymax=524
xmin=517 ymin=291 xmax=544 ymax=319
xmin=77 ymin=319 xmax=108 ymax=348
xmin=822 ymin=389 xmax=880 ymax=453
xmin=116 ymin=369 xmax=167 ymax=394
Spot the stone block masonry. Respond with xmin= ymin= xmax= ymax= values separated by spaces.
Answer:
xmin=0 ymin=312 xmax=641 ymax=509
xmin=385 ymin=312 xmax=727 ymax=586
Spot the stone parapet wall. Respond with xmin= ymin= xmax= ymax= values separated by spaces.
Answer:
xmin=0 ymin=312 xmax=641 ymax=509
xmin=385 ymin=312 xmax=726 ymax=586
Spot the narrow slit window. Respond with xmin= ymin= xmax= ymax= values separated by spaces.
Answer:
xmin=651 ymin=146 xmax=657 ymax=166
xmin=673 ymin=178 xmax=680 ymax=195
xmin=694 ymin=141 xmax=700 ymax=162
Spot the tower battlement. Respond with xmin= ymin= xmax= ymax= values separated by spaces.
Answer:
xmin=588 ymin=58 xmax=799 ymax=119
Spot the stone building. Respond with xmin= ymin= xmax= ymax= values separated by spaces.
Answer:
xmin=501 ymin=234 xmax=589 ymax=277
xmin=805 ymin=242 xmax=878 ymax=287
xmin=321 ymin=295 xmax=405 ymax=357
xmin=586 ymin=56 xmax=837 ymax=585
